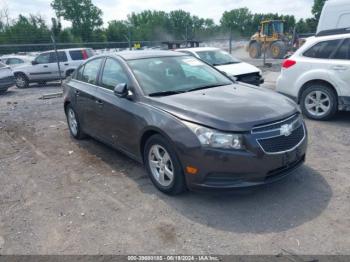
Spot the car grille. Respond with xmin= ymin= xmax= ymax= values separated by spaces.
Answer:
xmin=252 ymin=114 xmax=300 ymax=133
xmin=257 ymin=125 xmax=305 ymax=154
xmin=236 ymin=72 xmax=262 ymax=86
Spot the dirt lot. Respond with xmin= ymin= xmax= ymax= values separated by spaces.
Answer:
xmin=0 ymin=74 xmax=350 ymax=255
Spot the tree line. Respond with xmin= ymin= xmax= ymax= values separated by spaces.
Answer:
xmin=0 ymin=0 xmax=326 ymax=45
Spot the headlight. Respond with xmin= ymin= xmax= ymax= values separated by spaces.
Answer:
xmin=182 ymin=121 xmax=243 ymax=149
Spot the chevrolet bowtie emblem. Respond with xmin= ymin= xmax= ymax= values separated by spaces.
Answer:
xmin=280 ymin=124 xmax=293 ymax=136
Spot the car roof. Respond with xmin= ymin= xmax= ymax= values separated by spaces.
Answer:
xmin=115 ymin=50 xmax=186 ymax=60
xmin=176 ymin=47 xmax=220 ymax=52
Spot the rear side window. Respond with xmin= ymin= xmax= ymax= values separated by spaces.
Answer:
xmin=101 ymin=58 xmax=128 ymax=90
xmin=304 ymin=39 xmax=341 ymax=59
xmin=81 ymin=58 xmax=103 ymax=85
xmin=333 ymin=39 xmax=350 ymax=60
xmin=69 ymin=49 xmax=93 ymax=61
xmin=49 ymin=52 xmax=68 ymax=63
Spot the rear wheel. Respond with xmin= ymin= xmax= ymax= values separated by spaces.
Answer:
xmin=65 ymin=105 xmax=86 ymax=139
xmin=270 ymin=41 xmax=287 ymax=59
xmin=249 ymin=42 xmax=262 ymax=58
xmin=300 ymin=84 xmax=338 ymax=120
xmin=15 ymin=73 xmax=29 ymax=89
xmin=144 ymin=135 xmax=186 ymax=195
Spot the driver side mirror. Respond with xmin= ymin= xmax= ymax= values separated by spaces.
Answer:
xmin=31 ymin=60 xmax=38 ymax=65
xmin=114 ymin=83 xmax=129 ymax=98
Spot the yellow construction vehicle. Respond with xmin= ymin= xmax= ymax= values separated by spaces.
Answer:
xmin=247 ymin=20 xmax=292 ymax=59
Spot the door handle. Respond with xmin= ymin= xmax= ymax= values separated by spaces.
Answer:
xmin=332 ymin=65 xmax=348 ymax=71
xmin=95 ymin=99 xmax=103 ymax=105
xmin=64 ymin=63 xmax=69 ymax=66
xmin=43 ymin=65 xmax=48 ymax=68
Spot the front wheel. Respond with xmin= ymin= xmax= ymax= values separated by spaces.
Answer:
xmin=144 ymin=135 xmax=186 ymax=195
xmin=249 ymin=42 xmax=261 ymax=58
xmin=300 ymin=84 xmax=338 ymax=120
xmin=15 ymin=74 xmax=29 ymax=89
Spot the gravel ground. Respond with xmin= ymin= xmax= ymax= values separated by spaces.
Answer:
xmin=0 ymin=72 xmax=350 ymax=255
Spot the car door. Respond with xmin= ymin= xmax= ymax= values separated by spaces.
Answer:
xmin=29 ymin=52 xmax=52 ymax=80
xmin=329 ymin=38 xmax=350 ymax=91
xmin=94 ymin=57 xmax=140 ymax=154
xmin=48 ymin=51 xmax=69 ymax=79
xmin=73 ymin=58 xmax=104 ymax=137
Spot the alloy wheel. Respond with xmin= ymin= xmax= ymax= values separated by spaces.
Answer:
xmin=304 ymin=90 xmax=331 ymax=117
xmin=67 ymin=108 xmax=78 ymax=136
xmin=148 ymin=144 xmax=174 ymax=187
xmin=16 ymin=76 xmax=26 ymax=88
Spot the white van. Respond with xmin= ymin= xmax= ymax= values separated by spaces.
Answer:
xmin=317 ymin=0 xmax=350 ymax=34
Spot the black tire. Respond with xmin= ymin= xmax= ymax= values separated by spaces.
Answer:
xmin=249 ymin=42 xmax=262 ymax=59
xmin=65 ymin=105 xmax=86 ymax=139
xmin=300 ymin=84 xmax=338 ymax=120
xmin=144 ymin=134 xmax=186 ymax=195
xmin=15 ymin=73 xmax=29 ymax=89
xmin=270 ymin=41 xmax=287 ymax=59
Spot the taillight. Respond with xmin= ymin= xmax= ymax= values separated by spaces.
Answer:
xmin=82 ymin=50 xmax=88 ymax=60
xmin=282 ymin=59 xmax=296 ymax=69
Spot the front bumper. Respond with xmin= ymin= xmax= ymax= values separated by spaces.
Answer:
xmin=180 ymin=122 xmax=308 ymax=191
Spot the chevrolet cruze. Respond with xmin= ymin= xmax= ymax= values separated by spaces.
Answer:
xmin=63 ymin=50 xmax=307 ymax=195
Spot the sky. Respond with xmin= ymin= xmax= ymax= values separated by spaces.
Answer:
xmin=0 ymin=0 xmax=314 ymax=26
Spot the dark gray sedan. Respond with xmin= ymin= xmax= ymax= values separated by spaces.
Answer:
xmin=63 ymin=51 xmax=307 ymax=195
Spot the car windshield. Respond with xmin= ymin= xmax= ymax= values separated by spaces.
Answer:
xmin=127 ymin=56 xmax=232 ymax=96
xmin=196 ymin=50 xmax=241 ymax=66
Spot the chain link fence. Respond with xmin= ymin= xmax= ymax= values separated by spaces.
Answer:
xmin=0 ymin=38 xmax=248 ymax=56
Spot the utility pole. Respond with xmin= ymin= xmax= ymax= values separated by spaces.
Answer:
xmin=51 ymin=33 xmax=63 ymax=86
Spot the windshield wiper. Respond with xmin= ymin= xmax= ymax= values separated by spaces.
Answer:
xmin=148 ymin=90 xmax=185 ymax=97
xmin=185 ymin=84 xmax=225 ymax=93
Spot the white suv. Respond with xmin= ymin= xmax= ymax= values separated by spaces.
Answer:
xmin=276 ymin=32 xmax=350 ymax=120
xmin=13 ymin=48 xmax=94 ymax=88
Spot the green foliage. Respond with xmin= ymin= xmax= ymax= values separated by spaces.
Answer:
xmin=0 ymin=0 xmax=327 ymax=46
xmin=0 ymin=14 xmax=51 ymax=44
xmin=312 ymin=0 xmax=327 ymax=20
xmin=51 ymin=0 xmax=103 ymax=41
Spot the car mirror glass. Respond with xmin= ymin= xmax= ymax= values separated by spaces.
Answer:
xmin=32 ymin=60 xmax=38 ymax=65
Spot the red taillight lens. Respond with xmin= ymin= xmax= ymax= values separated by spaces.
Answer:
xmin=82 ymin=50 xmax=88 ymax=60
xmin=282 ymin=59 xmax=296 ymax=69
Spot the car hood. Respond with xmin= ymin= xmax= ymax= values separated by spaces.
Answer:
xmin=216 ymin=62 xmax=261 ymax=76
xmin=146 ymin=84 xmax=298 ymax=132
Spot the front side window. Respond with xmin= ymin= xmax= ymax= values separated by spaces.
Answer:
xmin=81 ymin=58 xmax=103 ymax=85
xmin=196 ymin=50 xmax=240 ymax=66
xmin=36 ymin=53 xmax=50 ymax=64
xmin=333 ymin=39 xmax=350 ymax=60
xmin=101 ymin=58 xmax=128 ymax=90
xmin=127 ymin=56 xmax=232 ymax=95
xmin=304 ymin=39 xmax=341 ymax=59
xmin=75 ymin=65 xmax=85 ymax=81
